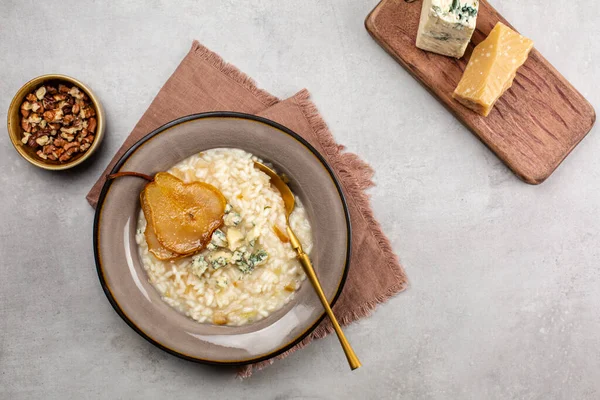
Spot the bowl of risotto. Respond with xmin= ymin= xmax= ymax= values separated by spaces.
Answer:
xmin=94 ymin=112 xmax=351 ymax=365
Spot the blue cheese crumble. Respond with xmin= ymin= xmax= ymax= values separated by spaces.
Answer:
xmin=191 ymin=255 xmax=209 ymax=278
xmin=190 ymin=205 xmax=270 ymax=277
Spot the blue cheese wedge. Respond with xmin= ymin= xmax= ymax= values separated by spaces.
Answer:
xmin=416 ymin=0 xmax=479 ymax=58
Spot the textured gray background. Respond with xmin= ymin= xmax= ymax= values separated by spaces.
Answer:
xmin=1 ymin=0 xmax=599 ymax=399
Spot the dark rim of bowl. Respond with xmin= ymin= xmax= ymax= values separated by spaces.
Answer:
xmin=93 ymin=111 xmax=352 ymax=366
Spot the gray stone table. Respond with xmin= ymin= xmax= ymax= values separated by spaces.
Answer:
xmin=1 ymin=1 xmax=599 ymax=399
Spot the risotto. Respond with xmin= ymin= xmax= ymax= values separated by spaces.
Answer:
xmin=135 ymin=148 xmax=313 ymax=326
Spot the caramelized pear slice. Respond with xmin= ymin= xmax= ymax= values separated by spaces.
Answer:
xmin=143 ymin=172 xmax=226 ymax=254
xmin=140 ymin=191 xmax=184 ymax=261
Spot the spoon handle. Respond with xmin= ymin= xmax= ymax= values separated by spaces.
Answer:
xmin=287 ymin=226 xmax=361 ymax=370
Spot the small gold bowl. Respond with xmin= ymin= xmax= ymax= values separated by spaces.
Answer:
xmin=7 ymin=74 xmax=105 ymax=170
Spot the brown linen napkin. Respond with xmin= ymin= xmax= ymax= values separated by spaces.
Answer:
xmin=87 ymin=41 xmax=408 ymax=377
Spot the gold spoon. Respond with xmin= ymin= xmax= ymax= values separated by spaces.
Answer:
xmin=254 ymin=161 xmax=361 ymax=370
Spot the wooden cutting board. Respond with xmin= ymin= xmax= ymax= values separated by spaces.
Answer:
xmin=365 ymin=0 xmax=596 ymax=184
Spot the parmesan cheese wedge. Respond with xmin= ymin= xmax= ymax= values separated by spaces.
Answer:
xmin=453 ymin=22 xmax=534 ymax=116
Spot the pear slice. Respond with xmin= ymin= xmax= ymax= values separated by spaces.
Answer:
xmin=143 ymin=172 xmax=226 ymax=255
xmin=140 ymin=191 xmax=184 ymax=261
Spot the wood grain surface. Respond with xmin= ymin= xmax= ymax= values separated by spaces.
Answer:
xmin=365 ymin=0 xmax=596 ymax=184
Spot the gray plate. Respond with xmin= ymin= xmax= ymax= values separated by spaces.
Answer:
xmin=93 ymin=112 xmax=351 ymax=365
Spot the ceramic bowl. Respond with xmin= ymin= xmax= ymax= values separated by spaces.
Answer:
xmin=7 ymin=74 xmax=105 ymax=170
xmin=93 ymin=112 xmax=351 ymax=365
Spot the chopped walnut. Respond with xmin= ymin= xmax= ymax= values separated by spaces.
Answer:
xmin=20 ymin=101 xmax=33 ymax=117
xmin=62 ymin=114 xmax=74 ymax=126
xmin=87 ymin=117 xmax=97 ymax=133
xmin=27 ymin=114 xmax=42 ymax=124
xmin=19 ymin=82 xmax=98 ymax=163
xmin=43 ymin=110 xmax=55 ymax=121
xmin=43 ymin=144 xmax=57 ymax=154
xmin=35 ymin=135 xmax=50 ymax=146
xmin=21 ymin=119 xmax=31 ymax=133
xmin=53 ymin=137 xmax=67 ymax=147
xmin=60 ymin=132 xmax=75 ymax=142
xmin=60 ymin=126 xmax=78 ymax=135
xmin=35 ymin=86 xmax=46 ymax=100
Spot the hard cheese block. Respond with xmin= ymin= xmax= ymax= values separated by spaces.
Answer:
xmin=453 ymin=22 xmax=534 ymax=116
xmin=416 ymin=0 xmax=479 ymax=58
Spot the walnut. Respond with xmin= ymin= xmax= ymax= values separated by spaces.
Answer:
xmin=63 ymin=142 xmax=79 ymax=151
xmin=43 ymin=110 xmax=55 ymax=121
xmin=42 ymin=96 xmax=56 ymax=110
xmin=31 ymin=102 xmax=42 ymax=113
xmin=58 ymin=84 xmax=70 ymax=93
xmin=35 ymin=135 xmax=50 ymax=146
xmin=21 ymin=118 xmax=32 ymax=133
xmin=87 ymin=117 xmax=97 ymax=133
xmin=62 ymin=114 xmax=74 ymax=126
xmin=79 ymin=142 xmax=91 ymax=152
xmin=53 ymin=137 xmax=67 ymax=147
xmin=81 ymin=107 xmax=95 ymax=119
xmin=35 ymin=86 xmax=46 ymax=100
xmin=27 ymin=113 xmax=42 ymax=124
xmin=59 ymin=146 xmax=79 ymax=162
xmin=53 ymin=93 xmax=67 ymax=102
xmin=27 ymin=135 xmax=39 ymax=148
xmin=43 ymin=144 xmax=57 ymax=154
xmin=26 ymin=93 xmax=37 ymax=102
xmin=21 ymin=133 xmax=31 ymax=144
xmin=60 ymin=132 xmax=75 ymax=142
xmin=39 ymin=119 xmax=47 ymax=129
xmin=77 ymin=128 xmax=88 ymax=142
xmin=81 ymin=135 xmax=94 ymax=144
xmin=68 ymin=86 xmax=83 ymax=99
xmin=36 ymin=150 xmax=48 ymax=160
xmin=60 ymin=126 xmax=78 ymax=135
xmin=20 ymin=101 xmax=33 ymax=117
xmin=53 ymin=109 xmax=64 ymax=122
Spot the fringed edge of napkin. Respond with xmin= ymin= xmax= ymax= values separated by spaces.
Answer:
xmin=237 ymin=89 xmax=408 ymax=378
xmin=191 ymin=41 xmax=280 ymax=109
xmin=293 ymin=88 xmax=409 ymax=315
